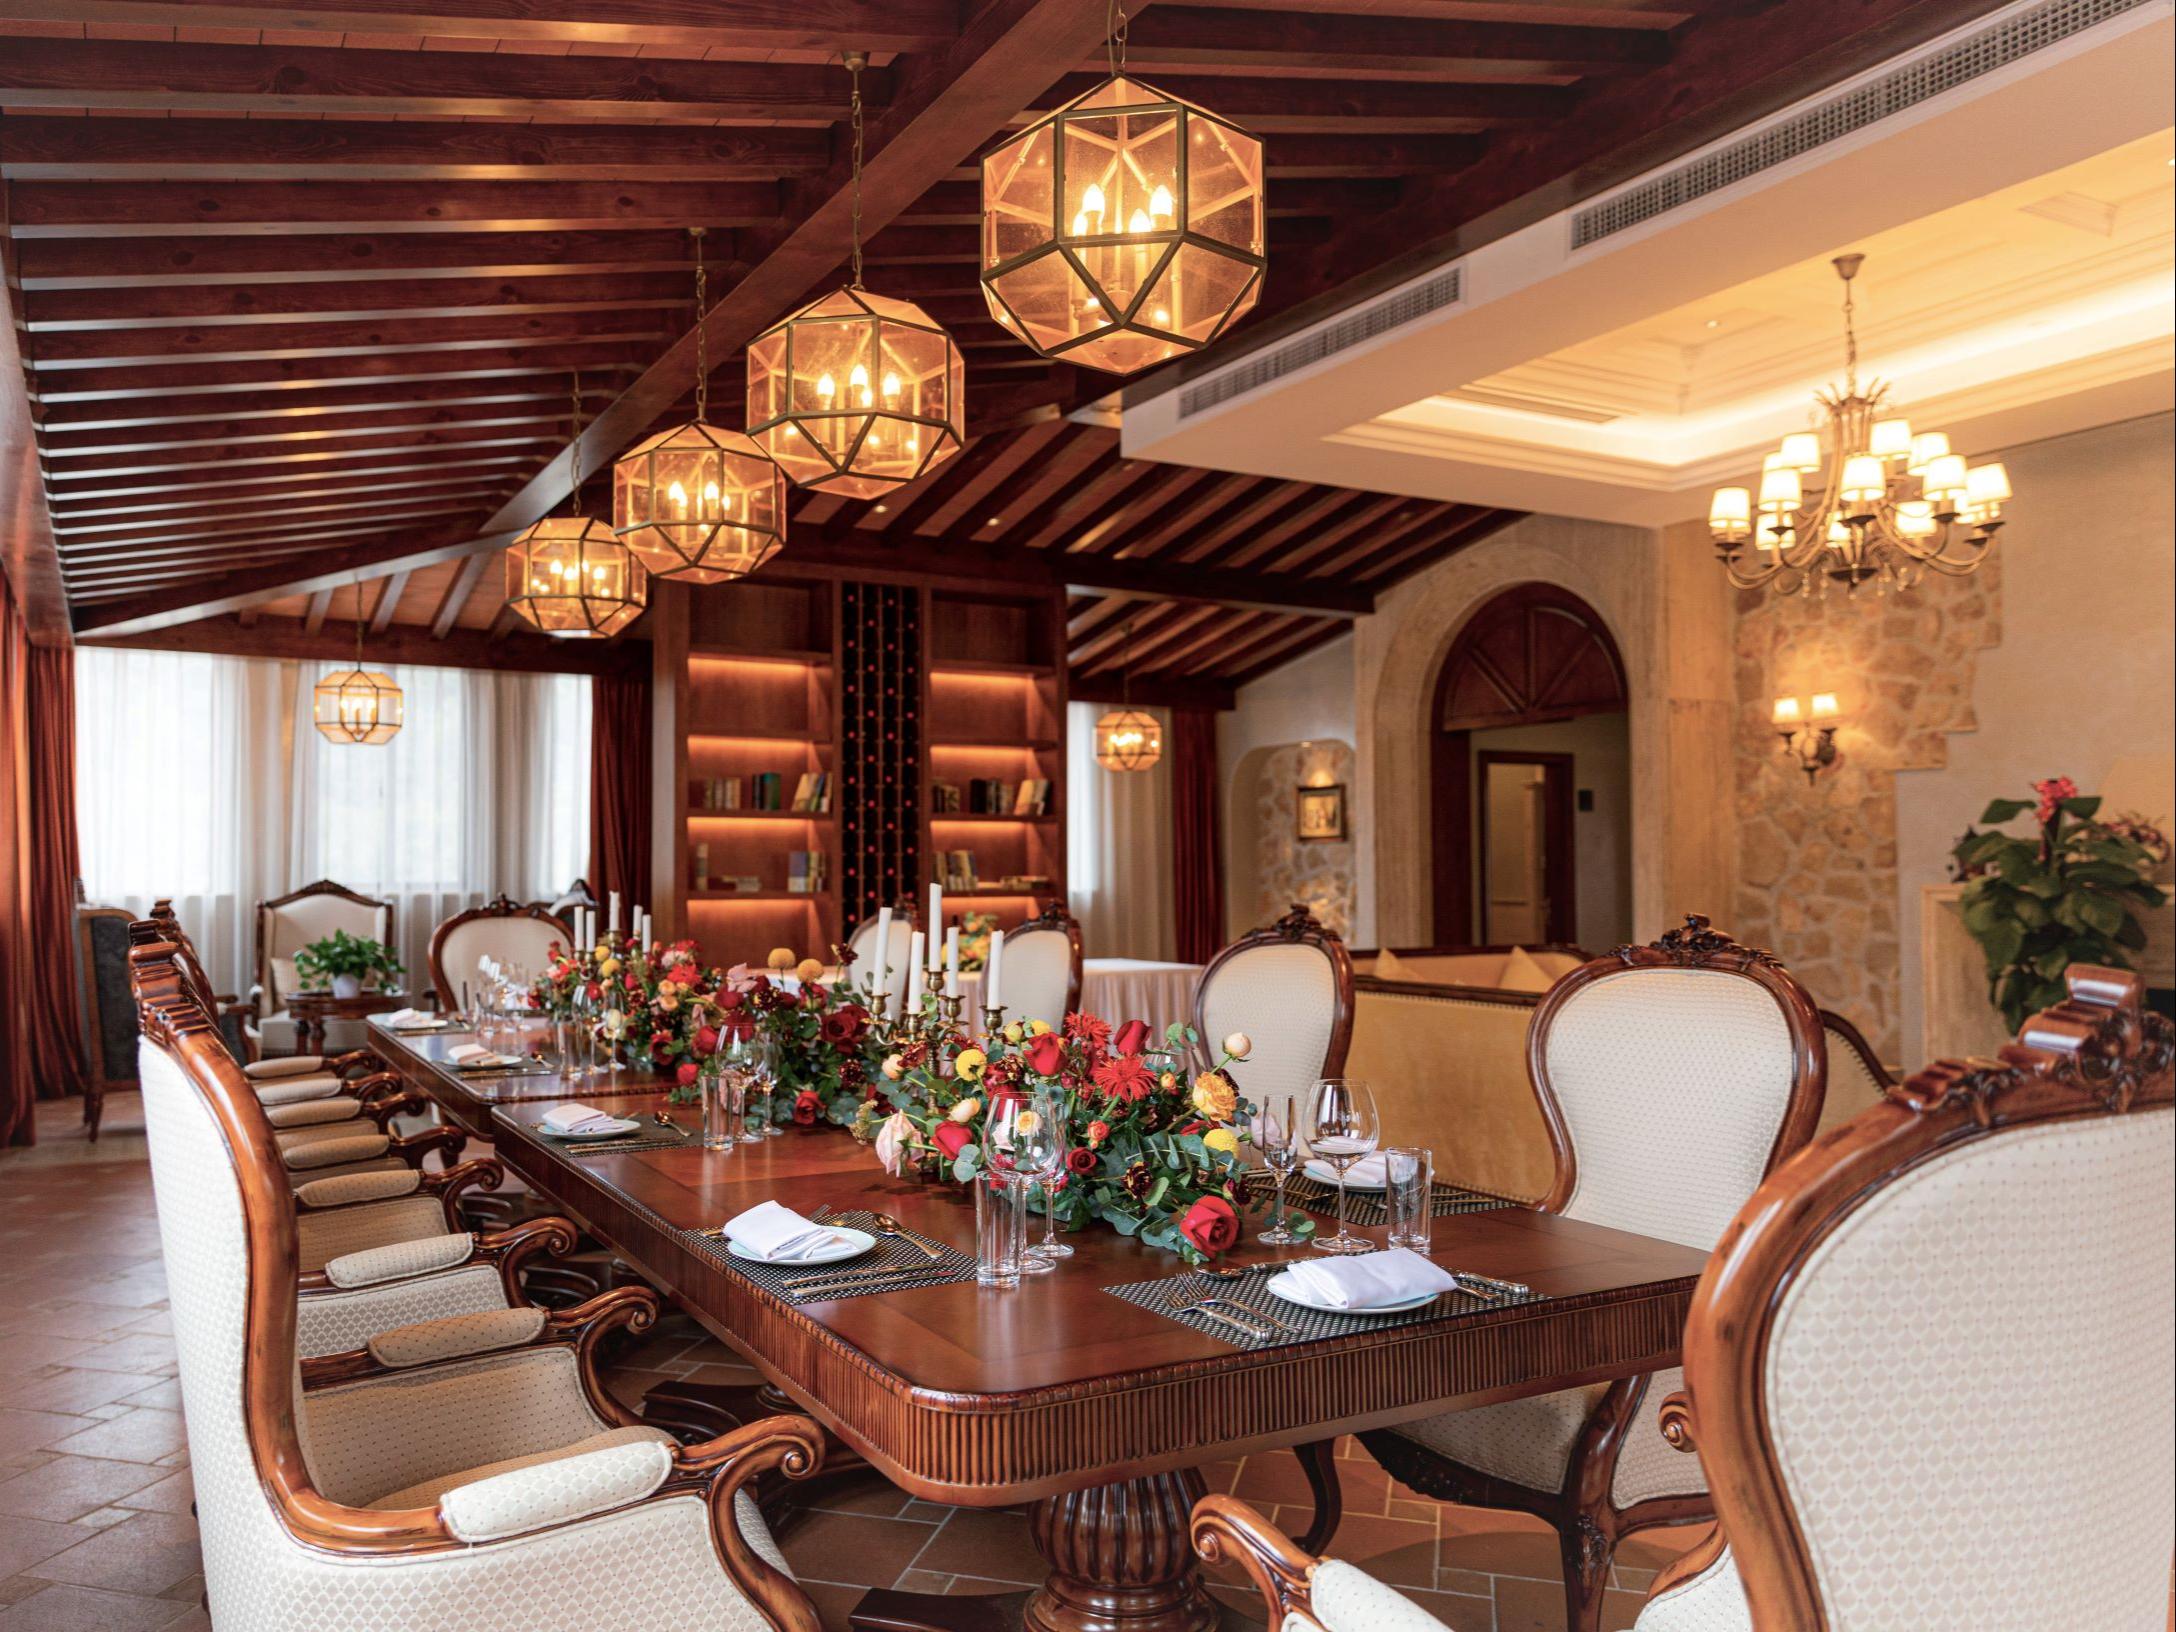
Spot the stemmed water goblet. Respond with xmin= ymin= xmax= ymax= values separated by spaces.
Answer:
xmin=1245 ymin=1094 xmax=1301 ymax=1245
xmin=1024 ymin=1087 xmax=1076 ymax=1269
xmin=982 ymin=1094 xmax=1059 ymax=1288
xmin=752 ymin=1036 xmax=783 ymax=1138
xmin=1305 ymin=1077 xmax=1379 ymax=1255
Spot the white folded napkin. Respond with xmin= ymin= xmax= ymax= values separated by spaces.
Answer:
xmin=446 ymin=1042 xmax=515 ymax=1066
xmin=1278 ymin=1247 xmax=1457 ymax=1310
xmin=1305 ymin=1150 xmax=1387 ymax=1187
xmin=723 ymin=1201 xmax=851 ymax=1262
xmin=380 ymin=1008 xmax=438 ymax=1029
xmin=539 ymin=1102 xmax=635 ymax=1136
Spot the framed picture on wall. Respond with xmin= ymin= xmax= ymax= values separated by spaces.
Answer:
xmin=1296 ymin=783 xmax=1348 ymax=843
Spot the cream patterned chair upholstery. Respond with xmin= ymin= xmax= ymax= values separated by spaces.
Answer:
xmin=128 ymin=938 xmax=827 ymax=1632
xmin=1193 ymin=904 xmax=1354 ymax=1104
xmin=846 ymin=907 xmax=918 ymax=1018
xmin=1001 ymin=902 xmax=1083 ymax=1029
xmin=1815 ymin=1008 xmax=1892 ymax=1138
xmin=250 ymin=879 xmax=395 ymax=1055
xmin=1358 ymin=915 xmax=1827 ymax=1632
xmin=1636 ymin=964 xmax=2173 ymax=1632
xmin=428 ymin=896 xmax=572 ymax=1011
xmin=1193 ymin=1496 xmax=1461 ymax=1631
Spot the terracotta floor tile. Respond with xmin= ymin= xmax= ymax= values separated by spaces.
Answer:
xmin=1439 ymin=1517 xmax=1565 ymax=1582
xmin=0 ymin=1369 xmax=155 ymax=1418
xmin=1313 ymin=1512 xmax=1439 ymax=1589
xmin=4 ymin=1307 xmax=142 ymax=1343
xmin=112 ymin=1469 xmax=194 ymax=1516
xmin=0 ymin=1458 xmax=170 ymax=1523
xmin=43 ymin=1411 xmax=189 ymax=1466
xmin=0 ymin=1515 xmax=97 ymax=1579
xmin=111 ymin=1381 xmax=181 ymax=1413
xmin=52 ymin=1337 xmax=177 ymax=1378
xmin=775 ymin=1508 xmax=940 ymax=1588
xmin=907 ymin=1509 xmax=1044 ymax=1584
xmin=0 ymin=1409 xmax=98 ymax=1462
xmin=0 ymin=1583 xmax=192 ymax=1632
xmin=1494 ymin=1571 xmax=1653 ymax=1632
xmin=798 ymin=1470 xmax=915 ymax=1518
xmin=24 ymin=1512 xmax=203 ymax=1598
xmin=892 ymin=1569 xmax=954 ymax=1593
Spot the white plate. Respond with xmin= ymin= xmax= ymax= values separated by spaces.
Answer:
xmin=1303 ymin=1158 xmax=1385 ymax=1192
xmin=538 ymin=1119 xmax=643 ymax=1141
xmin=725 ymin=1227 xmax=876 ymax=1267
xmin=1264 ymin=1269 xmax=1439 ymax=1316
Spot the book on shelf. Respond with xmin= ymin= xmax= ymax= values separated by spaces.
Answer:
xmin=1012 ymin=777 xmax=1051 ymax=816
xmin=939 ymin=850 xmax=979 ymax=892
xmin=786 ymin=850 xmax=830 ymax=894
xmin=692 ymin=841 xmax=711 ymax=891
xmin=713 ymin=876 xmax=763 ymax=894
xmin=999 ymin=873 xmax=1053 ymax=892
xmin=931 ymin=780 xmax=963 ymax=813
xmin=789 ymin=771 xmax=833 ymax=813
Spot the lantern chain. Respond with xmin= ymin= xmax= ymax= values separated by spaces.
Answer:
xmin=846 ymin=51 xmax=867 ymax=290
xmin=690 ymin=226 xmax=709 ymax=421
xmin=1107 ymin=0 xmax=1128 ymax=77
xmin=565 ymin=368 xmax=586 ymax=515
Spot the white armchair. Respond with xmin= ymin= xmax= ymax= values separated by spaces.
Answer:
xmin=1635 ymin=965 xmax=2174 ymax=1632
xmin=1192 ymin=903 xmax=1355 ymax=1101
xmin=1000 ymin=901 xmax=1083 ymax=1029
xmin=1355 ymin=915 xmax=1828 ymax=1632
xmin=251 ymin=878 xmax=395 ymax=1054
xmin=427 ymin=895 xmax=571 ymax=1011
xmin=129 ymin=936 xmax=827 ymax=1632
xmin=1193 ymin=1496 xmax=1460 ymax=1632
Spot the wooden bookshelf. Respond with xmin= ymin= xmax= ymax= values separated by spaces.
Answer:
xmin=650 ymin=578 xmax=841 ymax=971
xmin=921 ymin=586 xmax=1067 ymax=936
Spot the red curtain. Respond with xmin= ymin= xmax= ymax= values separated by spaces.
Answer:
xmin=587 ymin=669 xmax=651 ymax=924
xmin=1170 ymin=705 xmax=1225 ymax=965
xmin=0 ymin=575 xmax=86 ymax=1145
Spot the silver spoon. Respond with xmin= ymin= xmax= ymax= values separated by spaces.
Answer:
xmin=865 ymin=1212 xmax=945 ymax=1261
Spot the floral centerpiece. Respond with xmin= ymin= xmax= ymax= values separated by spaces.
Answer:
xmin=533 ymin=935 xmax=730 ymax=1101
xmin=1951 ymin=777 xmax=2169 ymax=1033
xmin=732 ymin=947 xmax=880 ymax=1128
xmin=874 ymin=1014 xmax=1264 ymax=1263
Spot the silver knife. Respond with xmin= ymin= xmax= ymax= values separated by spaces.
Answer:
xmin=789 ymin=1265 xmax=929 ymax=1297
xmin=1452 ymin=1270 xmax=1532 ymax=1299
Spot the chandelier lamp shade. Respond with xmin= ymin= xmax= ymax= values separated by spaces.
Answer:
xmin=979 ymin=73 xmax=1265 ymax=375
xmin=614 ymin=227 xmax=788 ymax=584
xmin=1094 ymin=707 xmax=1163 ymax=773
xmin=313 ymin=609 xmax=403 ymax=746
xmin=507 ymin=370 xmax=648 ymax=638
xmin=1709 ymin=254 xmax=2012 ymax=597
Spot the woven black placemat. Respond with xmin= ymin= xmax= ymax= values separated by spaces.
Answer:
xmin=1278 ymin=1175 xmax=1516 ymax=1226
xmin=521 ymin=1117 xmax=701 ymax=1157
xmin=1104 ymin=1257 xmax=1543 ymax=1351
xmin=682 ymin=1208 xmax=978 ymax=1303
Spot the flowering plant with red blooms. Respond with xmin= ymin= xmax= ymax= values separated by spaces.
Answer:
xmin=533 ymin=933 xmax=729 ymax=1103
xmin=881 ymin=1011 xmax=1265 ymax=1263
xmin=741 ymin=948 xmax=886 ymax=1130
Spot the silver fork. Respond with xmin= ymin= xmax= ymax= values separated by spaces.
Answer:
xmin=1172 ymin=1298 xmax=1280 ymax=1340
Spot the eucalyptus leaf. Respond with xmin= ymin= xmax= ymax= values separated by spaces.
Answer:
xmin=1980 ymin=798 xmax=2033 ymax=823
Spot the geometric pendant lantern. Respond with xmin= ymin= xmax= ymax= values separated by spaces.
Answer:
xmin=980 ymin=74 xmax=1265 ymax=375
xmin=313 ymin=609 xmax=403 ymax=744
xmin=1093 ymin=706 xmax=1162 ymax=772
xmin=506 ymin=370 xmax=648 ymax=639
xmin=613 ymin=228 xmax=788 ymax=584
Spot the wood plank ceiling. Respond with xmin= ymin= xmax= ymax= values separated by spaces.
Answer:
xmin=0 ymin=0 xmax=2006 ymax=694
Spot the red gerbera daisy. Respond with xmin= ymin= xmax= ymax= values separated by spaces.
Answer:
xmin=1089 ymin=1053 xmax=1154 ymax=1103
xmin=1064 ymin=1011 xmax=1112 ymax=1053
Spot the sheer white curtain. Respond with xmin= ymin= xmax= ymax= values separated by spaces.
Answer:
xmin=77 ymin=647 xmax=589 ymax=996
xmin=1066 ymin=701 xmax=1176 ymax=962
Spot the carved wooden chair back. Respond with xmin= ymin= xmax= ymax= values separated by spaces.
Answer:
xmin=427 ymin=895 xmax=571 ymax=1010
xmin=1527 ymin=915 xmax=1828 ymax=1251
xmin=1193 ymin=905 xmax=1355 ymax=1104
xmin=845 ymin=907 xmax=919 ymax=1017
xmin=255 ymin=879 xmax=394 ymax=1014
xmin=1002 ymin=901 xmax=1084 ymax=1028
xmin=1815 ymin=1008 xmax=1892 ymax=1138
xmin=1669 ymin=966 xmax=2173 ymax=1631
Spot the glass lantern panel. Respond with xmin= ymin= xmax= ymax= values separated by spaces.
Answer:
xmin=1186 ymin=118 xmax=1265 ymax=253
xmin=786 ymin=313 xmax=877 ymax=423
xmin=874 ymin=317 xmax=956 ymax=434
xmin=745 ymin=330 xmax=787 ymax=428
xmin=1077 ymin=75 xmax=1157 ymax=112
xmin=1140 ymin=241 xmax=1260 ymax=344
xmin=982 ymin=123 xmax=1054 ymax=270
xmin=1063 ymin=325 xmax=1182 ymax=374
xmin=1076 ymin=234 xmax=1176 ymax=330
xmin=760 ymin=419 xmax=835 ymax=487
xmin=987 ymin=255 xmax=1088 ymax=352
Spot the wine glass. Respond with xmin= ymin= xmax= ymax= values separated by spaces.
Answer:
xmin=752 ymin=1036 xmax=783 ymax=1138
xmin=1305 ymin=1077 xmax=1379 ymax=1255
xmin=987 ymin=1094 xmax=1060 ymax=1195
xmin=720 ymin=1033 xmax=763 ymax=1144
xmin=1025 ymin=1087 xmax=1076 ymax=1267
xmin=602 ymin=999 xmax=626 ymax=1092
xmin=1245 ymin=1094 xmax=1300 ymax=1245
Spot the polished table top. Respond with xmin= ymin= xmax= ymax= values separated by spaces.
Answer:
xmin=372 ymin=1020 xmax=1707 ymax=1507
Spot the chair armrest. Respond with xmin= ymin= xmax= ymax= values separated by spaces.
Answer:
xmin=367 ymin=1306 xmax=548 ymax=1370
xmin=297 ymin=1168 xmax=422 ymax=1209
xmin=329 ymin=1046 xmax=382 ymax=1075
xmin=469 ymin=1215 xmax=580 ymax=1304
xmin=244 ymin=1054 xmax=328 ymax=1080
xmin=302 ymin=1282 xmax=657 ymax=1394
xmin=1191 ymin=1495 xmax=1321 ymax=1627
xmin=283 ymin=1132 xmax=391 ymax=1171
xmin=1658 ymin=1391 xmax=1696 ymax=1453
xmin=388 ymin=1126 xmax=464 ymax=1171
xmin=417 ymin=1156 xmax=505 ymax=1230
xmin=355 ymin=1089 xmax=429 ymax=1133
xmin=264 ymin=1096 xmax=365 ymax=1130
xmin=439 ymin=1437 xmax=675 ymax=1544
xmin=323 ymin=1232 xmax=474 ymax=1289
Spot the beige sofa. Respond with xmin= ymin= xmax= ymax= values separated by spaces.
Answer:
xmin=1345 ymin=943 xmax=1896 ymax=1204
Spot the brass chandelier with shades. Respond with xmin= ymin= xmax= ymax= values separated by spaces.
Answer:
xmin=978 ymin=3 xmax=1266 ymax=374
xmin=506 ymin=374 xmax=649 ymax=639
xmin=1708 ymin=254 xmax=2014 ymax=598
xmin=613 ymin=229 xmax=787 ymax=585
xmin=312 ymin=606 xmax=403 ymax=746
xmin=746 ymin=53 xmax=965 ymax=498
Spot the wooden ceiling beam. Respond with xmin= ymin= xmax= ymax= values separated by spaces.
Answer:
xmin=1066 ymin=668 xmax=1234 ymax=711
xmin=45 ymin=450 xmax=542 ymax=498
xmin=976 ymin=433 xmax=1118 ymax=547
xmin=52 ymin=482 xmax=504 ymax=538
xmin=430 ymin=551 xmax=496 ymax=638
xmin=1012 ymin=458 xmax=1163 ymax=553
xmin=1031 ymin=74 xmax=1572 ymax=130
xmin=1275 ymin=497 xmax=1450 ymax=575
xmin=36 ymin=376 xmax=614 ymax=431
xmin=33 ymin=350 xmax=645 ymax=405
xmin=1364 ymin=508 xmax=1526 ymax=587
xmin=43 ymin=414 xmax=557 ymax=463
xmin=1119 ymin=7 xmax=1673 ymax=77
xmin=1303 ymin=503 xmax=1481 ymax=581
xmin=302 ymin=587 xmax=334 ymax=637
xmin=24 ymin=270 xmax=694 ymax=328
xmin=0 ymin=115 xmax=831 ymax=184
xmin=0 ymin=248 xmax=68 ymax=644
xmin=0 ymin=38 xmax=875 ymax=121
xmin=902 ymin=421 xmax=1070 ymax=537
xmin=1158 ymin=479 xmax=1319 ymax=563
xmin=1068 ymin=597 xmax=1200 ymax=672
xmin=27 ymin=311 xmax=677 ymax=368
xmin=13 ymin=228 xmax=696 ymax=289
xmin=0 ymin=0 xmax=958 ymax=54
xmin=7 ymin=179 xmax=783 ymax=237
xmin=368 ymin=569 xmax=412 ymax=635
xmin=1221 ymin=615 xmax=1346 ymax=685
xmin=84 ymin=611 xmax=640 ymax=675
xmin=1049 ymin=465 xmax=1215 ymax=557
xmin=1086 ymin=470 xmax=1259 ymax=560
xmin=60 ymin=504 xmax=482 ymax=560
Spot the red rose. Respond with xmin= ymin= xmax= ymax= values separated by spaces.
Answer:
xmin=695 ymin=1025 xmax=719 ymax=1054
xmin=1086 ymin=1119 xmax=1110 ymax=1146
xmin=623 ymin=972 xmax=641 ymax=991
xmin=792 ymin=1090 xmax=821 ymax=1126
xmin=1064 ymin=1146 xmax=1098 ymax=1177
xmin=1176 ymin=1196 xmax=1240 ymax=1258
xmin=1113 ymin=1018 xmax=1151 ymax=1057
xmin=717 ymin=989 xmax=744 ymax=1011
xmin=820 ymin=1005 xmax=867 ymax=1047
xmin=676 ymin=1062 xmax=700 ymax=1087
xmin=933 ymin=1122 xmax=972 ymax=1159
xmin=1024 ymin=1032 xmax=1067 ymax=1077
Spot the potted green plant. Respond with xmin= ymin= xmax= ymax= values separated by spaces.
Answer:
xmin=294 ymin=929 xmax=404 ymax=1000
xmin=1951 ymin=778 xmax=2168 ymax=1034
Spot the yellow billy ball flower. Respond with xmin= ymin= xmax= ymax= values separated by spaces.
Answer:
xmin=796 ymin=957 xmax=826 ymax=984
xmin=767 ymin=946 xmax=797 ymax=971
xmin=1202 ymin=1127 xmax=1240 ymax=1156
xmin=954 ymin=1048 xmax=988 ymax=1083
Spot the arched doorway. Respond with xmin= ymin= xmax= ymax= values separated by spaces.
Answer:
xmin=1430 ymin=583 xmax=1629 ymax=947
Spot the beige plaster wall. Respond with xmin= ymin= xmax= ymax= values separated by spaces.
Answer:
xmin=1236 ymin=738 xmax=1358 ymax=939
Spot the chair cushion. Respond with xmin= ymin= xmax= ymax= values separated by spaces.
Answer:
xmin=1389 ymin=1383 xmax=1602 ymax=1494
xmin=282 ymin=1132 xmax=391 ymax=1171
xmin=438 ymin=1435 xmax=676 ymax=1543
xmin=245 ymin=1055 xmax=328 ymax=1079
xmin=277 ymin=1121 xmax=374 ymax=1152
xmin=297 ymin=1193 xmax=446 ymax=1274
xmin=325 ymin=1232 xmax=475 ymax=1289
xmin=367 ymin=1306 xmax=546 ymax=1370
xmin=1632 ymin=1545 xmax=1749 ymax=1632
xmin=297 ymin=1263 xmax=511 ymax=1360
xmin=289 ymin=1155 xmax=410 ymax=1188
xmin=296 ymin=1169 xmax=422 ymax=1209
xmin=1304 ymin=1559 xmax=1455 ymax=1631
xmin=264 ymin=1096 xmax=364 ymax=1130
xmin=254 ymin=1073 xmax=349 ymax=1107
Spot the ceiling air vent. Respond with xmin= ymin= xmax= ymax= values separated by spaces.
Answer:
xmin=1573 ymin=0 xmax=2152 ymax=250
xmin=1178 ymin=264 xmax=1461 ymax=419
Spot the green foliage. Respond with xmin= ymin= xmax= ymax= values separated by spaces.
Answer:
xmin=294 ymin=929 xmax=402 ymax=985
xmin=1952 ymin=784 xmax=2166 ymax=1035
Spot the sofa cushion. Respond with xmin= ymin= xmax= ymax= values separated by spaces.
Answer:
xmin=1499 ymin=946 xmax=1555 ymax=993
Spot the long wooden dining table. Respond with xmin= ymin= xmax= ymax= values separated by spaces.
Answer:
xmin=371 ymin=1019 xmax=1709 ymax=1632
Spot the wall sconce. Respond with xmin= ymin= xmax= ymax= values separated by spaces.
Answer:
xmin=1772 ymin=693 xmax=1841 ymax=781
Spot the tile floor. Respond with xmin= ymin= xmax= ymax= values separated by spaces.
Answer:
xmin=0 ymin=1093 xmax=1704 ymax=1631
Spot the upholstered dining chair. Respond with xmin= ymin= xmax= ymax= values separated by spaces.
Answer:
xmin=1001 ymin=901 xmax=1084 ymax=1028
xmin=128 ymin=939 xmax=828 ymax=1632
xmin=428 ymin=894 xmax=572 ymax=1011
xmin=1816 ymin=1007 xmax=1893 ymax=1136
xmin=1192 ymin=903 xmax=1355 ymax=1100
xmin=846 ymin=905 xmax=918 ymax=1016
xmin=250 ymin=878 xmax=395 ymax=1055
xmin=1354 ymin=915 xmax=1827 ymax=1632
xmin=1634 ymin=964 xmax=2173 ymax=1630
